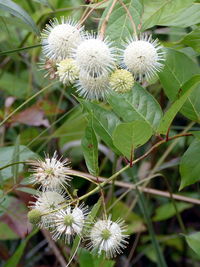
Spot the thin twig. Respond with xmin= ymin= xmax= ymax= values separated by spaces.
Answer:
xmin=117 ymin=0 xmax=138 ymax=38
xmin=69 ymin=170 xmax=200 ymax=206
xmin=79 ymin=0 xmax=108 ymax=25
xmin=42 ymin=229 xmax=67 ymax=267
xmin=99 ymin=0 xmax=118 ymax=39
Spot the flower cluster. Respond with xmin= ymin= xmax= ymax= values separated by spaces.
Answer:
xmin=27 ymin=153 xmax=128 ymax=258
xmin=40 ymin=17 xmax=165 ymax=100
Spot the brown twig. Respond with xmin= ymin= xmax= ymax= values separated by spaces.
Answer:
xmin=42 ymin=229 xmax=67 ymax=267
xmin=99 ymin=0 xmax=118 ymax=39
xmin=117 ymin=0 xmax=138 ymax=38
xmin=79 ymin=0 xmax=108 ymax=25
xmin=69 ymin=162 xmax=200 ymax=206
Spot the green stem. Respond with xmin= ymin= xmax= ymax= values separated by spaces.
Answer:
xmin=0 ymin=161 xmax=26 ymax=171
xmin=0 ymin=44 xmax=42 ymax=56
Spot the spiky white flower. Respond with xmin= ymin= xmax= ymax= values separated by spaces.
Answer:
xmin=56 ymin=58 xmax=79 ymax=85
xmin=29 ymin=152 xmax=72 ymax=190
xmin=29 ymin=191 xmax=67 ymax=228
xmin=89 ymin=217 xmax=128 ymax=258
xmin=122 ymin=34 xmax=165 ymax=81
xmin=41 ymin=17 xmax=84 ymax=61
xmin=74 ymin=35 xmax=116 ymax=77
xmin=51 ymin=204 xmax=88 ymax=243
xmin=109 ymin=69 xmax=134 ymax=93
xmin=76 ymin=72 xmax=109 ymax=100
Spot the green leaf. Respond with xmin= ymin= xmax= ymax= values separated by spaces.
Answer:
xmin=153 ymin=202 xmax=192 ymax=221
xmin=100 ymin=0 xmax=143 ymax=45
xmin=142 ymin=0 xmax=199 ymax=30
xmin=159 ymin=48 xmax=200 ymax=122
xmin=157 ymin=75 xmax=200 ymax=134
xmin=78 ymin=248 xmax=94 ymax=267
xmin=79 ymin=99 xmax=121 ymax=154
xmin=184 ymin=232 xmax=200 ymax=256
xmin=179 ymin=137 xmax=200 ymax=190
xmin=0 ymin=145 xmax=36 ymax=180
xmin=81 ymin=118 xmax=99 ymax=176
xmin=179 ymin=27 xmax=200 ymax=53
xmin=0 ymin=0 xmax=39 ymax=35
xmin=4 ymin=229 xmax=38 ymax=267
xmin=113 ymin=121 xmax=153 ymax=158
xmin=107 ymin=84 xmax=163 ymax=131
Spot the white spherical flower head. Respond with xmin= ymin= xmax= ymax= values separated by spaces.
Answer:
xmin=41 ymin=17 xmax=83 ymax=61
xmin=29 ymin=191 xmax=66 ymax=228
xmin=29 ymin=152 xmax=72 ymax=190
xmin=122 ymin=35 xmax=165 ymax=81
xmin=77 ymin=72 xmax=109 ymax=100
xmin=52 ymin=204 xmax=88 ymax=243
xmin=89 ymin=217 xmax=128 ymax=258
xmin=56 ymin=58 xmax=79 ymax=85
xmin=74 ymin=36 xmax=115 ymax=76
xmin=109 ymin=69 xmax=134 ymax=93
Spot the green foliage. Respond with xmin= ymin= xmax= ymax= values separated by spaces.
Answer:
xmin=184 ymin=232 xmax=200 ymax=257
xmin=157 ymin=75 xmax=200 ymax=134
xmin=178 ymin=27 xmax=200 ymax=53
xmin=4 ymin=230 xmax=38 ymax=267
xmin=0 ymin=145 xmax=36 ymax=180
xmin=179 ymin=137 xmax=200 ymax=189
xmin=0 ymin=0 xmax=39 ymax=34
xmin=159 ymin=49 xmax=200 ymax=122
xmin=142 ymin=0 xmax=200 ymax=30
xmin=101 ymin=0 xmax=143 ymax=44
xmin=153 ymin=202 xmax=192 ymax=221
xmin=107 ymin=84 xmax=163 ymax=131
xmin=81 ymin=118 xmax=99 ymax=176
xmin=1 ymin=0 xmax=200 ymax=266
xmin=113 ymin=121 xmax=153 ymax=158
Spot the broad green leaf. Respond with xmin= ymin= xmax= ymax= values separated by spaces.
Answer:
xmin=179 ymin=137 xmax=200 ymax=190
xmin=101 ymin=0 xmax=143 ymax=44
xmin=0 ymin=145 xmax=36 ymax=180
xmin=78 ymin=248 xmax=94 ymax=267
xmin=184 ymin=232 xmax=200 ymax=256
xmin=79 ymin=99 xmax=121 ymax=154
xmin=179 ymin=28 xmax=200 ymax=53
xmin=0 ymin=0 xmax=39 ymax=35
xmin=169 ymin=3 xmax=200 ymax=28
xmin=4 ymin=229 xmax=38 ymax=267
xmin=81 ymin=118 xmax=99 ymax=176
xmin=113 ymin=121 xmax=153 ymax=158
xmin=157 ymin=75 xmax=200 ymax=134
xmin=153 ymin=202 xmax=192 ymax=221
xmin=107 ymin=84 xmax=163 ymax=131
xmin=142 ymin=0 xmax=199 ymax=30
xmin=159 ymin=48 xmax=200 ymax=122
